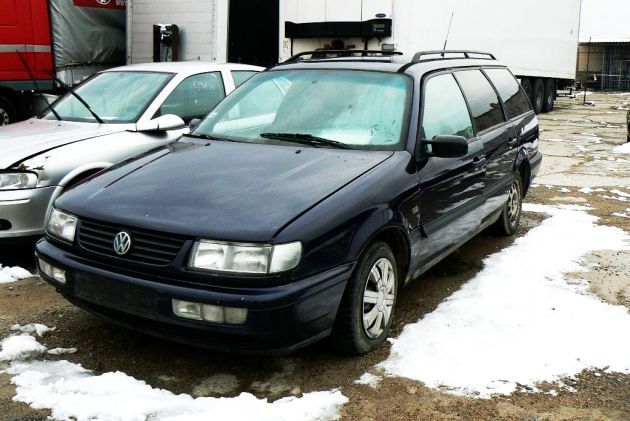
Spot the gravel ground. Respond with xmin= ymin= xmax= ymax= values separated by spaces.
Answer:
xmin=1 ymin=92 xmax=629 ymax=420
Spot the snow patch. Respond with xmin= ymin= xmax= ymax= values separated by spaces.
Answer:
xmin=377 ymin=204 xmax=630 ymax=398
xmin=0 ymin=335 xmax=47 ymax=362
xmin=8 ymin=360 xmax=348 ymax=421
xmin=0 ymin=265 xmax=33 ymax=284
xmin=354 ymin=373 xmax=382 ymax=388
xmin=613 ymin=143 xmax=630 ymax=154
xmin=11 ymin=324 xmax=56 ymax=337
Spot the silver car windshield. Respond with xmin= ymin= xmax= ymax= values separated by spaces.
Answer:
xmin=42 ymin=71 xmax=173 ymax=123
xmin=193 ymin=69 xmax=411 ymax=150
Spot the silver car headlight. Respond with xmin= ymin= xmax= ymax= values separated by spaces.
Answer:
xmin=189 ymin=240 xmax=302 ymax=274
xmin=0 ymin=172 xmax=38 ymax=190
xmin=47 ymin=208 xmax=78 ymax=243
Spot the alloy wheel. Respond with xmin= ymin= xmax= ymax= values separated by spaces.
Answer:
xmin=506 ymin=180 xmax=522 ymax=226
xmin=362 ymin=257 xmax=396 ymax=339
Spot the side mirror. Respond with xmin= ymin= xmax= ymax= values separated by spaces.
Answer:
xmin=420 ymin=135 xmax=469 ymax=158
xmin=189 ymin=118 xmax=202 ymax=131
xmin=136 ymin=114 xmax=186 ymax=132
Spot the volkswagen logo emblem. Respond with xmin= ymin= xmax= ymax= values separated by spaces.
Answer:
xmin=113 ymin=231 xmax=132 ymax=255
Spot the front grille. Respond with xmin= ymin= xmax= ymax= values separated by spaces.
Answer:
xmin=77 ymin=219 xmax=186 ymax=266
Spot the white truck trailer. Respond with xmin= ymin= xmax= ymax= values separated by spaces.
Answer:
xmin=279 ymin=0 xmax=582 ymax=113
xmin=126 ymin=0 xmax=581 ymax=113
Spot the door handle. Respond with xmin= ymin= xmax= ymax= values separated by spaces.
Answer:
xmin=472 ymin=155 xmax=486 ymax=163
xmin=507 ymin=137 xmax=518 ymax=147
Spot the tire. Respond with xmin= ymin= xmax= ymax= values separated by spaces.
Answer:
xmin=492 ymin=172 xmax=523 ymax=236
xmin=0 ymin=96 xmax=17 ymax=126
xmin=331 ymin=241 xmax=398 ymax=355
xmin=520 ymin=78 xmax=532 ymax=106
xmin=542 ymin=79 xmax=555 ymax=113
xmin=531 ymin=78 xmax=544 ymax=114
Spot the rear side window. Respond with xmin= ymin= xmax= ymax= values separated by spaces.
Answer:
xmin=158 ymin=72 xmax=225 ymax=122
xmin=422 ymin=73 xmax=474 ymax=140
xmin=454 ymin=70 xmax=505 ymax=133
xmin=484 ymin=68 xmax=532 ymax=118
xmin=232 ymin=71 xmax=258 ymax=87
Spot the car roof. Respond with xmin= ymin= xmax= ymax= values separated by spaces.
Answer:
xmin=102 ymin=61 xmax=264 ymax=76
xmin=270 ymin=54 xmax=507 ymax=76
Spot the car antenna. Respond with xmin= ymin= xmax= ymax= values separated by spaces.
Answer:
xmin=46 ymin=71 xmax=104 ymax=124
xmin=442 ymin=12 xmax=455 ymax=53
xmin=15 ymin=50 xmax=62 ymax=122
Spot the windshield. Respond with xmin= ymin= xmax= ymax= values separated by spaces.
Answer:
xmin=193 ymin=69 xmax=411 ymax=150
xmin=42 ymin=71 xmax=173 ymax=123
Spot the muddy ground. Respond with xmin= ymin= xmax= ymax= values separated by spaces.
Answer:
xmin=1 ymin=92 xmax=629 ymax=420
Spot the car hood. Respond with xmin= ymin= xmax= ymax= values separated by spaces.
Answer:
xmin=57 ymin=140 xmax=393 ymax=242
xmin=0 ymin=119 xmax=129 ymax=169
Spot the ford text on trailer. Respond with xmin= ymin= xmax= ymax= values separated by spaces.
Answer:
xmin=279 ymin=0 xmax=582 ymax=114
xmin=0 ymin=0 xmax=126 ymax=125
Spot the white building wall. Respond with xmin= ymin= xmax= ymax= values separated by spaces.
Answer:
xmin=127 ymin=0 xmax=229 ymax=64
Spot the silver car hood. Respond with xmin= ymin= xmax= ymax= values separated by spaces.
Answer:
xmin=0 ymin=118 xmax=130 ymax=169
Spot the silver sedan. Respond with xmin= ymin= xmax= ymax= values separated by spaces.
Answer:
xmin=0 ymin=61 xmax=262 ymax=240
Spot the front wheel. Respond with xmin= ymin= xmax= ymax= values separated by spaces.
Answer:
xmin=493 ymin=173 xmax=523 ymax=236
xmin=331 ymin=241 xmax=398 ymax=355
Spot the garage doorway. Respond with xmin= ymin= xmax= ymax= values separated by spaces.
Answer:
xmin=228 ymin=0 xmax=279 ymax=68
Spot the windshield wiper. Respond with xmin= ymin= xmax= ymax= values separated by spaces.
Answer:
xmin=260 ymin=132 xmax=351 ymax=149
xmin=47 ymin=71 xmax=104 ymax=124
xmin=15 ymin=51 xmax=62 ymax=121
xmin=185 ymin=133 xmax=238 ymax=143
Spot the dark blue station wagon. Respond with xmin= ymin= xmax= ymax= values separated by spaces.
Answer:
xmin=36 ymin=50 xmax=542 ymax=354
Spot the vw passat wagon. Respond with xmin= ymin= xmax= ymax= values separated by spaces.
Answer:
xmin=36 ymin=50 xmax=542 ymax=354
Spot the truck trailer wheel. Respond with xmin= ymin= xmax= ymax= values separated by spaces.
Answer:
xmin=542 ymin=79 xmax=555 ymax=112
xmin=531 ymin=78 xmax=544 ymax=114
xmin=0 ymin=96 xmax=17 ymax=126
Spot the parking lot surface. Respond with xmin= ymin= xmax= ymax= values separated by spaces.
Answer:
xmin=1 ymin=92 xmax=629 ymax=420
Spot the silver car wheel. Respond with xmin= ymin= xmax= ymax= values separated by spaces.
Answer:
xmin=506 ymin=180 xmax=521 ymax=225
xmin=362 ymin=257 xmax=396 ymax=339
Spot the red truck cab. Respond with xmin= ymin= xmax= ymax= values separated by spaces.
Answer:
xmin=0 ymin=0 xmax=125 ymax=125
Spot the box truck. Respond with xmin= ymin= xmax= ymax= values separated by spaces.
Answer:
xmin=0 ymin=0 xmax=126 ymax=125
xmin=126 ymin=0 xmax=581 ymax=113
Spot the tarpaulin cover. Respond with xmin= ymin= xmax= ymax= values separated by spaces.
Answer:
xmin=49 ymin=0 xmax=126 ymax=69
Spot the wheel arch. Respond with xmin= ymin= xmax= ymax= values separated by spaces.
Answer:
xmin=45 ymin=162 xmax=111 ymax=215
xmin=351 ymin=224 xmax=412 ymax=286
xmin=514 ymin=153 xmax=531 ymax=197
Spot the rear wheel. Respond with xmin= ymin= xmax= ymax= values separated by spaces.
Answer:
xmin=531 ymin=78 xmax=544 ymax=114
xmin=542 ymin=79 xmax=555 ymax=112
xmin=0 ymin=96 xmax=17 ymax=126
xmin=493 ymin=172 xmax=523 ymax=236
xmin=331 ymin=241 xmax=398 ymax=355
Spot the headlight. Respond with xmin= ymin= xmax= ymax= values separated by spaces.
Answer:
xmin=47 ymin=208 xmax=78 ymax=243
xmin=189 ymin=240 xmax=302 ymax=274
xmin=0 ymin=172 xmax=37 ymax=190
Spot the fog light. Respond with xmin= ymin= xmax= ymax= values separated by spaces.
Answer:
xmin=224 ymin=307 xmax=248 ymax=325
xmin=202 ymin=304 xmax=224 ymax=323
xmin=172 ymin=299 xmax=202 ymax=320
xmin=51 ymin=267 xmax=66 ymax=283
xmin=38 ymin=258 xmax=66 ymax=284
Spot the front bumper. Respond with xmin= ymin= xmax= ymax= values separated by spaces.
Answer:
xmin=35 ymin=239 xmax=352 ymax=354
xmin=0 ymin=186 xmax=57 ymax=239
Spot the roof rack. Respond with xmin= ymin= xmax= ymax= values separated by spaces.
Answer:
xmin=411 ymin=50 xmax=496 ymax=63
xmin=283 ymin=49 xmax=403 ymax=63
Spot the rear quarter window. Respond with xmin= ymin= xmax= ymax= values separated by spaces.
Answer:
xmin=454 ymin=70 xmax=505 ymax=133
xmin=484 ymin=68 xmax=532 ymax=119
